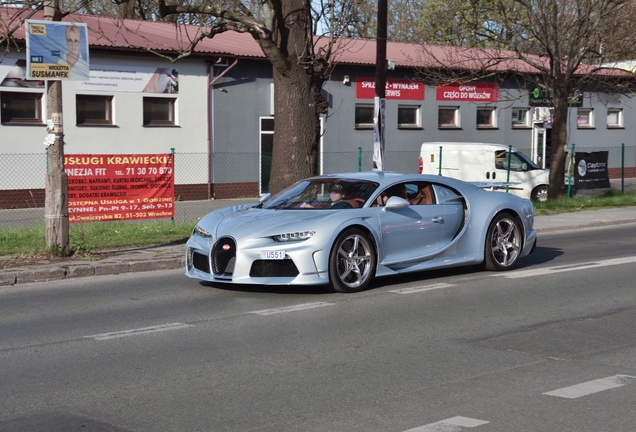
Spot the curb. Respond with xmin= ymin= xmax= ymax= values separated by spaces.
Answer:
xmin=0 ymin=257 xmax=185 ymax=287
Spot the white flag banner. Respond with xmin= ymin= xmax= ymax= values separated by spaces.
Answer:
xmin=373 ymin=96 xmax=385 ymax=171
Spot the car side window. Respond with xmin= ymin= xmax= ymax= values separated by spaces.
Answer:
xmin=407 ymin=182 xmax=435 ymax=205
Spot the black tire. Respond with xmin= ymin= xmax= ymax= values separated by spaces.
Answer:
xmin=327 ymin=228 xmax=376 ymax=293
xmin=531 ymin=185 xmax=548 ymax=202
xmin=482 ymin=212 xmax=522 ymax=271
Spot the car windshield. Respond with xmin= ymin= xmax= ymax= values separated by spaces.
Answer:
xmin=263 ymin=178 xmax=379 ymax=210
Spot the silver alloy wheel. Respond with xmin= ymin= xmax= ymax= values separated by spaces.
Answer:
xmin=532 ymin=185 xmax=548 ymax=202
xmin=329 ymin=228 xmax=376 ymax=292
xmin=487 ymin=214 xmax=522 ymax=269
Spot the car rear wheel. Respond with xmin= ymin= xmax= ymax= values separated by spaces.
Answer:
xmin=482 ymin=212 xmax=522 ymax=271
xmin=328 ymin=228 xmax=376 ymax=293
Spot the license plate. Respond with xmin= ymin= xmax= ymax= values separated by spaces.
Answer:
xmin=260 ymin=250 xmax=286 ymax=260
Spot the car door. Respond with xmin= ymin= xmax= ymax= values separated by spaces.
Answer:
xmin=376 ymin=182 xmax=449 ymax=264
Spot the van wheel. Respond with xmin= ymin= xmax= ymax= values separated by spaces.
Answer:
xmin=532 ymin=185 xmax=548 ymax=202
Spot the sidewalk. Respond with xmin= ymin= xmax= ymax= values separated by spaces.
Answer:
xmin=2 ymin=203 xmax=635 ymax=287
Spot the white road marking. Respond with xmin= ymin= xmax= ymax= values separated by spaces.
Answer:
xmin=249 ymin=302 xmax=335 ymax=316
xmin=402 ymin=416 xmax=489 ymax=432
xmin=390 ymin=283 xmax=456 ymax=294
xmin=494 ymin=256 xmax=636 ymax=279
xmin=544 ymin=374 xmax=636 ymax=399
xmin=85 ymin=323 xmax=194 ymax=340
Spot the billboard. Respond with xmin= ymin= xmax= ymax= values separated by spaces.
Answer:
xmin=65 ymin=154 xmax=175 ymax=223
xmin=76 ymin=65 xmax=179 ymax=94
xmin=573 ymin=151 xmax=611 ymax=190
xmin=25 ymin=20 xmax=90 ymax=81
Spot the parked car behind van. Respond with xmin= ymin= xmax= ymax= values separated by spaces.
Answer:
xmin=419 ymin=142 xmax=549 ymax=201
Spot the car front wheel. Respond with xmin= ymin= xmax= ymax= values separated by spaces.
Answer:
xmin=482 ymin=212 xmax=522 ymax=271
xmin=328 ymin=228 xmax=376 ymax=293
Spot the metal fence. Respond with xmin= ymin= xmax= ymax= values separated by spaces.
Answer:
xmin=1 ymin=146 xmax=634 ymax=229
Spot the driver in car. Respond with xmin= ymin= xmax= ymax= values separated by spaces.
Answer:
xmin=301 ymin=183 xmax=353 ymax=209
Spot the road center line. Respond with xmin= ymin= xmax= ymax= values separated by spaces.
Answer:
xmin=402 ymin=416 xmax=489 ymax=431
xmin=249 ymin=302 xmax=335 ymax=316
xmin=85 ymin=322 xmax=194 ymax=340
xmin=390 ymin=283 xmax=456 ymax=294
xmin=494 ymin=256 xmax=636 ymax=279
xmin=544 ymin=374 xmax=636 ymax=399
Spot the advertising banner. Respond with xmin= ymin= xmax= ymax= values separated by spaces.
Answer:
xmin=75 ymin=65 xmax=179 ymax=94
xmin=25 ymin=20 xmax=90 ymax=81
xmin=0 ymin=60 xmax=45 ymax=88
xmin=64 ymin=154 xmax=175 ymax=223
xmin=356 ymin=78 xmax=424 ymax=100
xmin=573 ymin=151 xmax=611 ymax=190
xmin=436 ymin=82 xmax=498 ymax=102
xmin=529 ymin=87 xmax=582 ymax=107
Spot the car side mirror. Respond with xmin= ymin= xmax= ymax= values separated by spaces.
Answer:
xmin=383 ymin=196 xmax=410 ymax=210
xmin=259 ymin=193 xmax=271 ymax=203
xmin=521 ymin=162 xmax=528 ymax=171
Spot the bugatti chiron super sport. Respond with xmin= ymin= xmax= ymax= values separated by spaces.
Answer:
xmin=185 ymin=172 xmax=536 ymax=292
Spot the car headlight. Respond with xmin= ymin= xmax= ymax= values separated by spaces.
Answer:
xmin=274 ymin=231 xmax=316 ymax=242
xmin=193 ymin=224 xmax=212 ymax=238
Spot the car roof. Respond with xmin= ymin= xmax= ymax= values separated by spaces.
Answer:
xmin=311 ymin=171 xmax=448 ymax=187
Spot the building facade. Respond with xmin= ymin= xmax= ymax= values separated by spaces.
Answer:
xmin=1 ymin=10 xmax=634 ymax=208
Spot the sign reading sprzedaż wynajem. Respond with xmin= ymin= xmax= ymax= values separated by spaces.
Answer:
xmin=64 ymin=154 xmax=174 ymax=223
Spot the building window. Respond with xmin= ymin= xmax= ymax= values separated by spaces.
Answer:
xmin=355 ymin=104 xmax=374 ymax=128
xmin=0 ymin=91 xmax=43 ymax=124
xmin=477 ymin=107 xmax=496 ymax=128
xmin=76 ymin=95 xmax=113 ymax=125
xmin=577 ymin=108 xmax=593 ymax=128
xmin=143 ymin=97 xmax=176 ymax=126
xmin=511 ymin=108 xmax=530 ymax=128
xmin=398 ymin=105 xmax=421 ymax=128
xmin=607 ymin=109 xmax=623 ymax=128
xmin=438 ymin=106 xmax=460 ymax=128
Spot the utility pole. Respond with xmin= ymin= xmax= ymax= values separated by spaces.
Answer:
xmin=43 ymin=0 xmax=70 ymax=255
xmin=373 ymin=0 xmax=387 ymax=171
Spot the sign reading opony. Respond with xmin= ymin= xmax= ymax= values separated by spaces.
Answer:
xmin=436 ymin=82 xmax=498 ymax=102
xmin=25 ymin=20 xmax=90 ymax=81
xmin=64 ymin=154 xmax=175 ymax=223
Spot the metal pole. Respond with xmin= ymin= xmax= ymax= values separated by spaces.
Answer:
xmin=438 ymin=146 xmax=443 ymax=176
xmin=621 ymin=143 xmax=625 ymax=194
xmin=358 ymin=147 xmax=362 ymax=172
xmin=372 ymin=0 xmax=387 ymax=171
xmin=567 ymin=144 xmax=575 ymax=198
xmin=43 ymin=0 xmax=69 ymax=255
xmin=506 ymin=145 xmax=512 ymax=194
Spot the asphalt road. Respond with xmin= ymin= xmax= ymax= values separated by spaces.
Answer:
xmin=1 ymin=224 xmax=635 ymax=431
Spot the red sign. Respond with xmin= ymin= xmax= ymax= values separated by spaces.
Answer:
xmin=356 ymin=78 xmax=425 ymax=100
xmin=436 ymin=82 xmax=498 ymax=102
xmin=64 ymin=154 xmax=174 ymax=223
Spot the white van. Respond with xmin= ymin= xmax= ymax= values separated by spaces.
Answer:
xmin=419 ymin=142 xmax=549 ymax=201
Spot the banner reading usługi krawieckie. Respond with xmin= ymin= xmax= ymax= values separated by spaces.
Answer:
xmin=64 ymin=154 xmax=174 ymax=223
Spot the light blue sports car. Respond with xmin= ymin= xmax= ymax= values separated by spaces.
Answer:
xmin=185 ymin=172 xmax=536 ymax=292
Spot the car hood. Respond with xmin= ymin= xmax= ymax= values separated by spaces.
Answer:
xmin=200 ymin=206 xmax=341 ymax=240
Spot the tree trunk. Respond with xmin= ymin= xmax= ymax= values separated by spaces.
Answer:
xmin=266 ymin=0 xmax=320 ymax=195
xmin=547 ymin=88 xmax=570 ymax=199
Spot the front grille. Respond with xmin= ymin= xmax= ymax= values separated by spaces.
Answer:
xmin=192 ymin=251 xmax=210 ymax=273
xmin=212 ymin=237 xmax=236 ymax=276
xmin=250 ymin=259 xmax=299 ymax=278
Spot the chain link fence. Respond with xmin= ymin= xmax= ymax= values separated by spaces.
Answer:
xmin=1 ymin=146 xmax=634 ymax=229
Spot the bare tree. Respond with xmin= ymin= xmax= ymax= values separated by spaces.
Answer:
xmin=415 ymin=0 xmax=636 ymax=199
